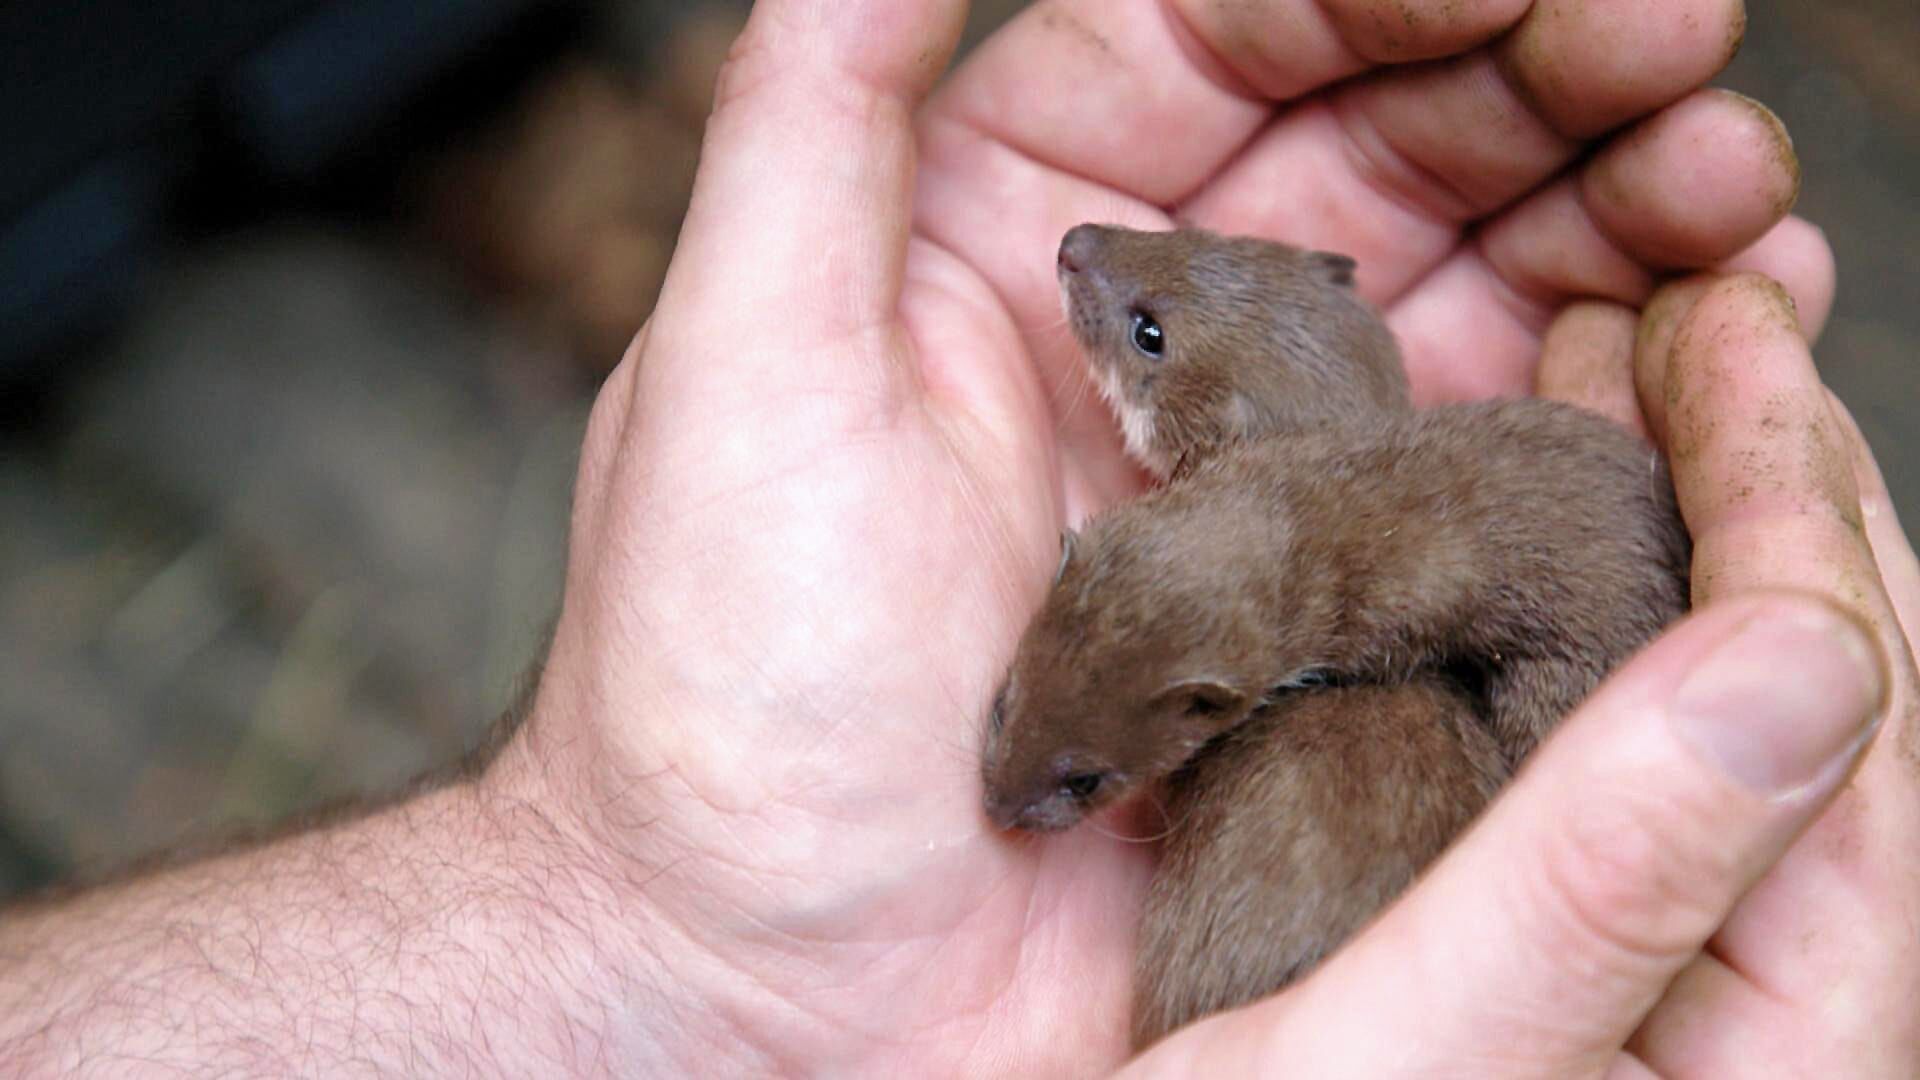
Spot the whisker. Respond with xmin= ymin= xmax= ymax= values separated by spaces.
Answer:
xmin=1058 ymin=351 xmax=1095 ymax=428
xmin=1086 ymin=789 xmax=1192 ymax=845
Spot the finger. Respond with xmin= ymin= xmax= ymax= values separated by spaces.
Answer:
xmin=1626 ymin=953 xmax=1814 ymax=1074
xmin=1719 ymin=216 xmax=1836 ymax=343
xmin=1535 ymin=301 xmax=1649 ymax=438
xmin=1582 ymin=91 xmax=1799 ymax=269
xmin=1828 ymin=392 xmax=1920 ymax=651
xmin=1635 ymin=273 xmax=1920 ymax=1022
xmin=1385 ymin=91 xmax=1798 ymax=404
xmin=1655 ymin=275 xmax=1864 ymax=606
xmin=1631 ymin=224 xmax=1835 ymax=444
xmin=1181 ymin=1 xmax=1747 ymax=293
xmin=1483 ymin=92 xmax=1798 ymax=299
xmin=1630 ymin=278 xmax=1717 ymax=448
xmin=1496 ymin=0 xmax=1748 ymax=138
xmin=929 ymin=0 xmax=1537 ymax=210
xmin=646 ymin=0 xmax=966 ymax=396
xmin=1128 ymin=594 xmax=1886 ymax=1077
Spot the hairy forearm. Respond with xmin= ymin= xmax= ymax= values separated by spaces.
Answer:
xmin=0 ymin=769 xmax=661 ymax=1076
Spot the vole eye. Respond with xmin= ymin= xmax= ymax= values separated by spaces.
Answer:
xmin=1060 ymin=772 xmax=1104 ymax=801
xmin=1129 ymin=310 xmax=1165 ymax=358
xmin=1282 ymin=669 xmax=1335 ymax=690
xmin=989 ymin=686 xmax=1008 ymax=734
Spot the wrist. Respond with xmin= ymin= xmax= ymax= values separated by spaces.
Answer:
xmin=481 ymin=687 xmax=797 ymax=1072
xmin=491 ymin=666 xmax=1027 ymax=1074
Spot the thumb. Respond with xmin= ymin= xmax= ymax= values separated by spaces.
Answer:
xmin=1127 ymin=592 xmax=1886 ymax=1077
xmin=644 ymin=0 xmax=966 ymax=392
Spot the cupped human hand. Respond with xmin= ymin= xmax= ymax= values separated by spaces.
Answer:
xmin=491 ymin=0 xmax=1827 ymax=1072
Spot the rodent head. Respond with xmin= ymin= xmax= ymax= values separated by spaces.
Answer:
xmin=1057 ymin=224 xmax=1409 ymax=475
xmin=981 ymin=517 xmax=1289 ymax=832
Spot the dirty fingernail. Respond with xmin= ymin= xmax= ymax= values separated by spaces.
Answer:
xmin=1671 ymin=603 xmax=1885 ymax=798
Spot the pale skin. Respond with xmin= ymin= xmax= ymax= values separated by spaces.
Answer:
xmin=4 ymin=0 xmax=1917 ymax=1074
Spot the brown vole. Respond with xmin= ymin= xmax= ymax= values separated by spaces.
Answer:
xmin=982 ymin=398 xmax=1689 ymax=831
xmin=1056 ymin=224 xmax=1410 ymax=476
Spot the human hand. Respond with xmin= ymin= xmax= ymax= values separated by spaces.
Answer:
xmin=494 ymin=0 xmax=1825 ymax=1072
xmin=1125 ymin=274 xmax=1920 ymax=1074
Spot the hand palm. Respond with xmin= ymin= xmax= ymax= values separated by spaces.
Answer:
xmin=535 ymin=0 xmax=1805 ymax=1071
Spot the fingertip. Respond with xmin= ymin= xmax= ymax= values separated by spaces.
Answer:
xmin=1585 ymin=90 xmax=1800 ymax=269
xmin=1640 ymin=271 xmax=1806 ymax=452
xmin=1666 ymin=594 xmax=1885 ymax=800
xmin=1318 ymin=0 xmax=1534 ymax=63
xmin=1499 ymin=0 xmax=1746 ymax=138
xmin=1719 ymin=215 xmax=1836 ymax=342
xmin=1660 ymin=272 xmax=1811 ymax=446
xmin=1656 ymin=273 xmax=1838 ymax=509
xmin=722 ymin=0 xmax=967 ymax=105
xmin=663 ymin=0 xmax=966 ymax=372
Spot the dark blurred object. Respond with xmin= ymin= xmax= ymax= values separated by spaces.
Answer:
xmin=2 ymin=232 xmax=582 ymax=890
xmin=0 ymin=0 xmax=576 ymax=385
xmin=0 ymin=0 xmax=757 ymax=898
xmin=415 ymin=7 xmax=741 ymax=372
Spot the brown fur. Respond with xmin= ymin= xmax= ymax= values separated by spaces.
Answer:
xmin=1057 ymin=224 xmax=1408 ymax=476
xmin=1131 ymin=676 xmax=1507 ymax=1046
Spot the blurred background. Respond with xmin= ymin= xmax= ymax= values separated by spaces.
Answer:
xmin=1 ymin=0 xmax=1913 ymax=898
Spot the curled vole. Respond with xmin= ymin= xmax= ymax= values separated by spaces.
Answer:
xmin=1057 ymin=223 xmax=1409 ymax=476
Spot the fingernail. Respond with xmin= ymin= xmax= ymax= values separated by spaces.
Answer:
xmin=1671 ymin=605 xmax=1885 ymax=798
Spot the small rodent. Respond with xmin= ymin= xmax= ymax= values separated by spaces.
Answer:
xmin=1057 ymin=223 xmax=1409 ymax=477
xmin=981 ymin=399 xmax=1689 ymax=832
xmin=986 ymin=225 xmax=1690 ymax=1045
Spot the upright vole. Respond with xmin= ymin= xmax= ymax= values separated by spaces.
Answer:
xmin=1056 ymin=223 xmax=1408 ymax=476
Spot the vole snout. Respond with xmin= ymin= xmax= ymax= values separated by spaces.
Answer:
xmin=984 ymin=785 xmax=1086 ymax=833
xmin=1058 ymin=224 xmax=1104 ymax=275
xmin=982 ymin=727 xmax=1117 ymax=832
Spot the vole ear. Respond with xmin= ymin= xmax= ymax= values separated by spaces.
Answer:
xmin=1307 ymin=251 xmax=1358 ymax=287
xmin=1151 ymin=679 xmax=1254 ymax=740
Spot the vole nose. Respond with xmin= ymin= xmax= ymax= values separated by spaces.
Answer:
xmin=983 ymin=788 xmax=1023 ymax=831
xmin=1058 ymin=224 xmax=1103 ymax=274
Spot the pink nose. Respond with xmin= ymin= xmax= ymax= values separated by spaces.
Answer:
xmin=1058 ymin=224 xmax=1103 ymax=274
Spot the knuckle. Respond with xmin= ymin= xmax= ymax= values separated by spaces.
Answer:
xmin=1527 ymin=786 xmax=1737 ymax=972
xmin=710 ymin=28 xmax=779 ymax=120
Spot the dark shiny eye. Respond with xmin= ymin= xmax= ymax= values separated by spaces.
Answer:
xmin=989 ymin=687 xmax=1008 ymax=734
xmin=1061 ymin=772 xmax=1104 ymax=801
xmin=1129 ymin=310 xmax=1164 ymax=358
